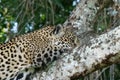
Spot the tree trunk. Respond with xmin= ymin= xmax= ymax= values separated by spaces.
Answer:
xmin=33 ymin=0 xmax=120 ymax=80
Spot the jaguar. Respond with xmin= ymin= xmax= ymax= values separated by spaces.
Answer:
xmin=0 ymin=24 xmax=79 ymax=80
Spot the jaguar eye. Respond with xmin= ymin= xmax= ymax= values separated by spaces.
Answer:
xmin=74 ymin=43 xmax=77 ymax=46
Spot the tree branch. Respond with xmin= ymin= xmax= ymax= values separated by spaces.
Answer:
xmin=33 ymin=25 xmax=120 ymax=80
xmin=64 ymin=0 xmax=98 ymax=33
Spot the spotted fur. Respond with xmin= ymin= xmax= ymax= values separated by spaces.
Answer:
xmin=0 ymin=25 xmax=79 ymax=80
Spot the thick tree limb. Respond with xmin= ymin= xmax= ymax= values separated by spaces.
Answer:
xmin=33 ymin=25 xmax=120 ymax=80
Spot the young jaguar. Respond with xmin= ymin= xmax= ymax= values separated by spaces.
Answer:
xmin=0 ymin=25 xmax=79 ymax=80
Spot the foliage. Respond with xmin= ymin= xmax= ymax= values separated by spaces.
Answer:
xmin=0 ymin=2 xmax=14 ymax=43
xmin=92 ymin=0 xmax=120 ymax=34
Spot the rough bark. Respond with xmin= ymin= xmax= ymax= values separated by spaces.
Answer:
xmin=33 ymin=0 xmax=120 ymax=80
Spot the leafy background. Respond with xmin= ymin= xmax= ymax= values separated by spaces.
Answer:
xmin=0 ymin=0 xmax=120 ymax=80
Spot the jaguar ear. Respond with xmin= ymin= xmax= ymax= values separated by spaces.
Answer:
xmin=52 ymin=24 xmax=63 ymax=35
xmin=52 ymin=24 xmax=64 ymax=38
xmin=52 ymin=24 xmax=64 ymax=37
